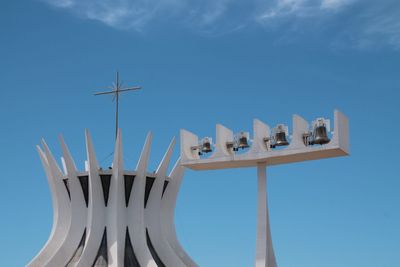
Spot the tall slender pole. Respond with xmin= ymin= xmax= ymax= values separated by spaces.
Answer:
xmin=255 ymin=163 xmax=277 ymax=267
xmin=115 ymin=72 xmax=120 ymax=140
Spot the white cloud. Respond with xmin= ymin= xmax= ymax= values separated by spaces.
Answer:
xmin=258 ymin=0 xmax=308 ymax=20
xmin=257 ymin=0 xmax=354 ymax=21
xmin=49 ymin=0 xmax=74 ymax=8
xmin=41 ymin=0 xmax=400 ymax=50
xmin=321 ymin=0 xmax=354 ymax=10
xmin=328 ymin=1 xmax=400 ymax=50
xmin=359 ymin=12 xmax=400 ymax=49
xmin=42 ymin=0 xmax=184 ymax=30
xmin=200 ymin=0 xmax=231 ymax=25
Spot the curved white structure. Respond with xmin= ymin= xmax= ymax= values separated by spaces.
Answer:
xmin=28 ymin=141 xmax=72 ymax=267
xmin=28 ymin=130 xmax=197 ymax=267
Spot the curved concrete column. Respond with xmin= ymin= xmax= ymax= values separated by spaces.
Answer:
xmin=75 ymin=130 xmax=107 ymax=267
xmin=127 ymin=132 xmax=157 ymax=267
xmin=146 ymin=138 xmax=188 ymax=267
xmin=108 ymin=130 xmax=127 ymax=267
xmin=27 ymin=140 xmax=71 ymax=267
xmin=162 ymin=160 xmax=199 ymax=267
xmin=44 ymin=136 xmax=87 ymax=267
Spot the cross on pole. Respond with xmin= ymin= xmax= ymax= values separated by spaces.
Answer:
xmin=94 ymin=71 xmax=142 ymax=139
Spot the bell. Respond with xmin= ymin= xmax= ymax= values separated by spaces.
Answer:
xmin=234 ymin=132 xmax=250 ymax=150
xmin=274 ymin=131 xmax=289 ymax=147
xmin=201 ymin=138 xmax=213 ymax=153
xmin=312 ymin=125 xmax=330 ymax=145
xmin=237 ymin=135 xmax=249 ymax=149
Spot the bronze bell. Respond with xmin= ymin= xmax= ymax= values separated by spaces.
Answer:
xmin=201 ymin=138 xmax=213 ymax=153
xmin=237 ymin=134 xmax=250 ymax=149
xmin=274 ymin=131 xmax=289 ymax=147
xmin=312 ymin=124 xmax=330 ymax=145
xmin=271 ymin=125 xmax=289 ymax=147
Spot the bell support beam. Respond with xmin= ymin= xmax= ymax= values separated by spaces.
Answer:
xmin=180 ymin=110 xmax=349 ymax=170
xmin=255 ymin=164 xmax=277 ymax=267
xmin=250 ymin=119 xmax=271 ymax=154
xmin=209 ymin=124 xmax=234 ymax=158
xmin=181 ymin=129 xmax=200 ymax=161
xmin=288 ymin=115 xmax=309 ymax=149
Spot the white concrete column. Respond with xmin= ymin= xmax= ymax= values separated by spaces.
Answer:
xmin=108 ymin=129 xmax=126 ymax=267
xmin=161 ymin=160 xmax=199 ymax=267
xmin=75 ymin=130 xmax=106 ymax=267
xmin=44 ymin=136 xmax=87 ymax=266
xmin=255 ymin=164 xmax=277 ymax=267
xmin=27 ymin=142 xmax=71 ymax=267
xmin=127 ymin=132 xmax=157 ymax=267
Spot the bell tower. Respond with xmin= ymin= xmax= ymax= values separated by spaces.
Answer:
xmin=180 ymin=110 xmax=349 ymax=267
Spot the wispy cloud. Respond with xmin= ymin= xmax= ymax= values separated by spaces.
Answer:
xmin=49 ymin=0 xmax=74 ymax=8
xmin=41 ymin=0 xmax=400 ymax=50
xmin=256 ymin=0 xmax=355 ymax=21
xmin=357 ymin=2 xmax=400 ymax=50
xmin=42 ymin=0 xmax=186 ymax=30
xmin=326 ymin=0 xmax=400 ymax=50
xmin=321 ymin=0 xmax=354 ymax=10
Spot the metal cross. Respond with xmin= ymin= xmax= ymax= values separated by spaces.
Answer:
xmin=94 ymin=71 xmax=142 ymax=139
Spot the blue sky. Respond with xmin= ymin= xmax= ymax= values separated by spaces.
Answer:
xmin=1 ymin=0 xmax=400 ymax=266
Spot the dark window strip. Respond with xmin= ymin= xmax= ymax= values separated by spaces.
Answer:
xmin=63 ymin=179 xmax=71 ymax=201
xmin=144 ymin=177 xmax=155 ymax=208
xmin=162 ymin=180 xmax=169 ymax=198
xmin=65 ymin=228 xmax=86 ymax=267
xmin=124 ymin=227 xmax=141 ymax=267
xmin=100 ymin=175 xmax=111 ymax=207
xmin=124 ymin=175 xmax=135 ymax=207
xmin=78 ymin=176 xmax=89 ymax=207
xmin=92 ymin=228 xmax=108 ymax=267
xmin=146 ymin=228 xmax=166 ymax=267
